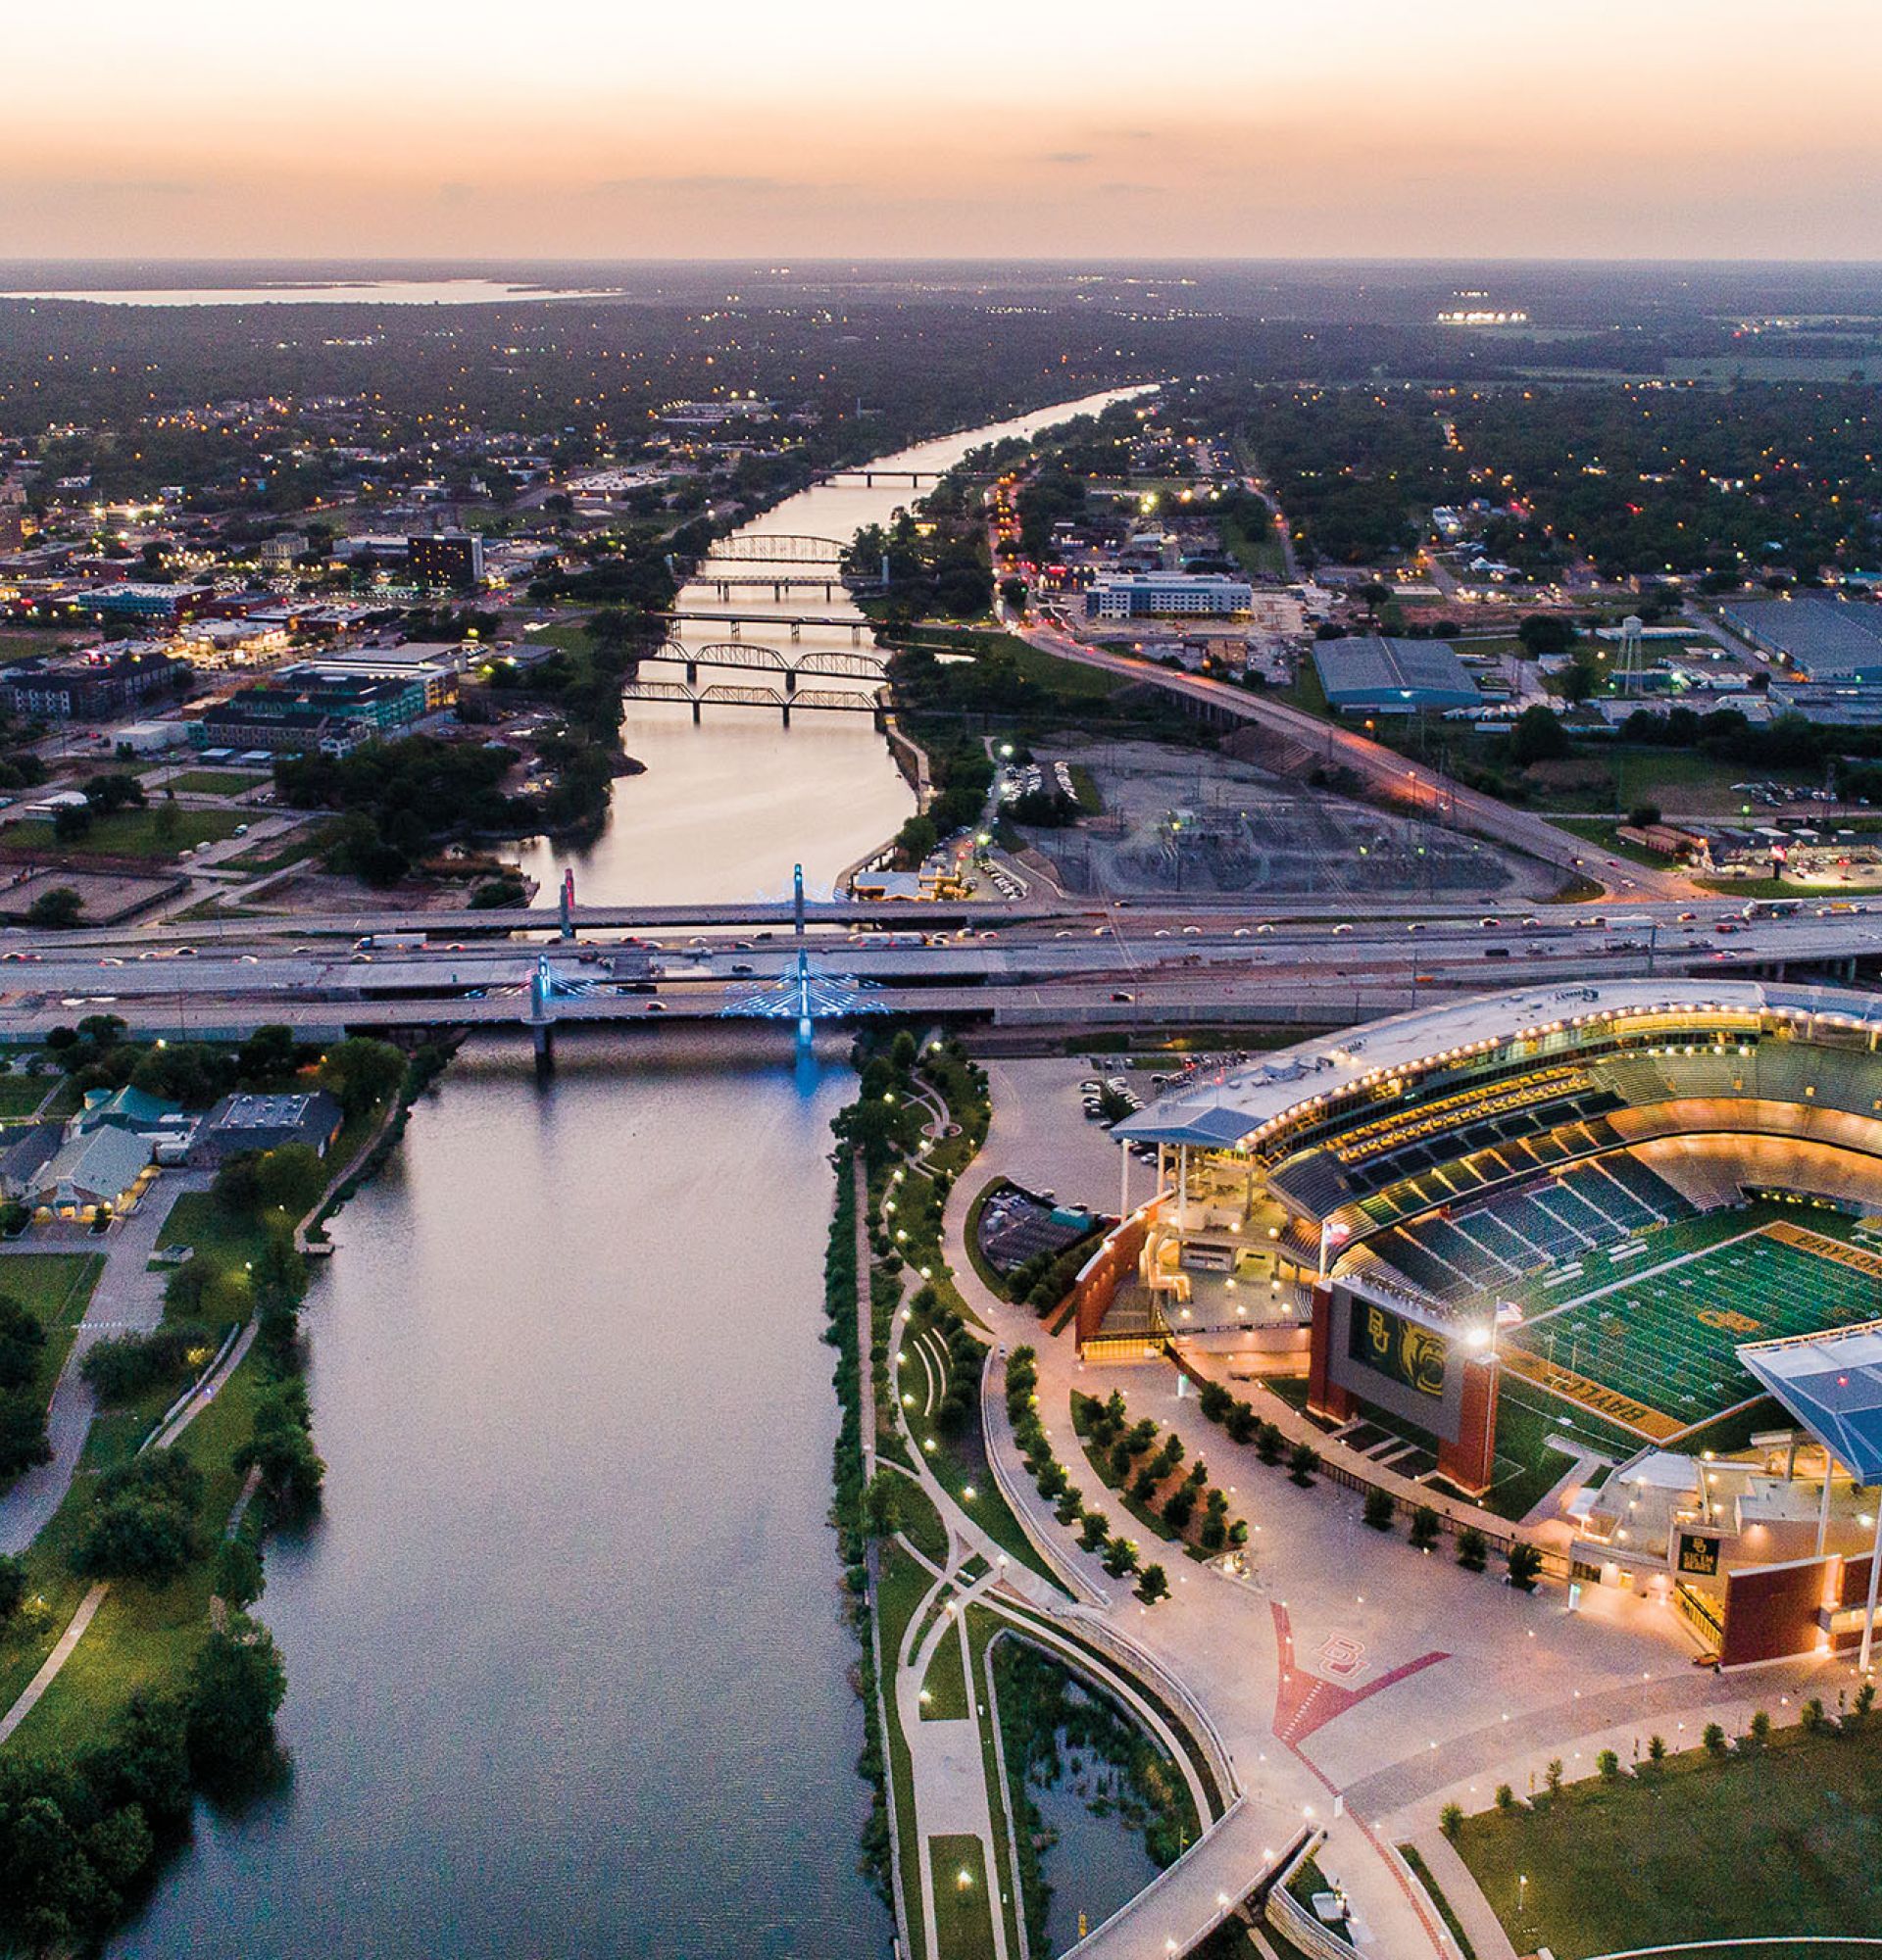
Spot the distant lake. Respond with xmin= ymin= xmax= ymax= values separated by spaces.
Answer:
xmin=0 ymin=279 xmax=625 ymax=308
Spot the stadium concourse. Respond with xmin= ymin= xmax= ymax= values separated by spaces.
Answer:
xmin=1101 ymin=977 xmax=1882 ymax=1667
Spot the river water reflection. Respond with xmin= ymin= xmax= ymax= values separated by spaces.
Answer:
xmin=117 ymin=390 xmax=1142 ymax=1955
xmin=518 ymin=388 xmax=1140 ymax=905
xmin=118 ymin=1034 xmax=877 ymax=1959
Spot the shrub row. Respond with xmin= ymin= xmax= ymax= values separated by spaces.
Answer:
xmin=1193 ymin=1378 xmax=1543 ymax=1588
xmin=1014 ymin=1358 xmax=1168 ymax=1605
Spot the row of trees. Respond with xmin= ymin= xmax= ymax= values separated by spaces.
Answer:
xmin=0 ymin=1036 xmax=378 ymax=1950
xmin=0 ymin=1295 xmax=50 ymax=1481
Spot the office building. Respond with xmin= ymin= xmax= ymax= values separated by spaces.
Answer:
xmin=1084 ymin=573 xmax=1253 ymax=620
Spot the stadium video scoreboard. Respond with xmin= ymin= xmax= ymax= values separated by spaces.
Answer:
xmin=1311 ymin=1277 xmax=1502 ymax=1494
xmin=1347 ymin=1297 xmax=1447 ymax=1399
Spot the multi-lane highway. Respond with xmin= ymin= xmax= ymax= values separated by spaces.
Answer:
xmin=0 ymin=897 xmax=1872 ymax=1041
xmin=1015 ymin=615 xmax=1700 ymax=901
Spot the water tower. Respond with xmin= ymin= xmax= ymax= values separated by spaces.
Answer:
xmin=1616 ymin=614 xmax=1645 ymax=697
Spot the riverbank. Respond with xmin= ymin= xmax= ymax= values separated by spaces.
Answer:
xmin=827 ymin=1027 xmax=1221 ymax=1958
xmin=516 ymin=386 xmax=1149 ymax=908
xmin=0 ymin=1035 xmax=443 ymax=1954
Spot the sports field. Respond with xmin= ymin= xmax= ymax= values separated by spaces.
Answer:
xmin=1503 ymin=1211 xmax=1882 ymax=1440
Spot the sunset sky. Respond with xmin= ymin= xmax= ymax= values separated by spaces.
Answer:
xmin=8 ymin=0 xmax=1881 ymax=261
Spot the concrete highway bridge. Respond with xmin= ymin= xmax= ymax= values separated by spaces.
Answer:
xmin=1020 ymin=623 xmax=1702 ymax=903
xmin=4 ymin=905 xmax=1877 ymax=1054
xmin=816 ymin=467 xmax=946 ymax=488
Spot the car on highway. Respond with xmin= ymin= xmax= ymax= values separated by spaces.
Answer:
xmin=1111 ymin=990 xmax=1135 ymax=1003
xmin=646 ymin=1001 xmax=668 ymax=1013
xmin=1332 ymin=923 xmax=1354 ymax=935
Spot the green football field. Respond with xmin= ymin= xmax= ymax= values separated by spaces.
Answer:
xmin=1505 ymin=1217 xmax=1882 ymax=1432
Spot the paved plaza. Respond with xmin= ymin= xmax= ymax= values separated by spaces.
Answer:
xmin=931 ymin=1059 xmax=1848 ymax=1960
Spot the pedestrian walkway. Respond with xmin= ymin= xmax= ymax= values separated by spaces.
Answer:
xmin=0 ymin=1172 xmax=210 ymax=1556
xmin=1409 ymin=1831 xmax=1519 ymax=1960
xmin=0 ymin=1582 xmax=107 ymax=1745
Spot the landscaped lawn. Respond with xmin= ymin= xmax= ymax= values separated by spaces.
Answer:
xmin=1453 ymin=1722 xmax=1882 ymax=1956
xmin=929 ymin=1834 xmax=998 ymax=1960
xmin=0 ymin=1070 xmax=53 ymax=1118
xmin=920 ymin=1617 xmax=969 ymax=1721
xmin=163 ymin=769 xmax=269 ymax=796
xmin=5 ymin=808 xmax=247 ymax=858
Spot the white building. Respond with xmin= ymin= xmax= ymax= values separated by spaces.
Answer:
xmin=1085 ymin=573 xmax=1253 ymax=621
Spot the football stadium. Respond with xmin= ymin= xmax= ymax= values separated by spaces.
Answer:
xmin=1096 ymin=979 xmax=1882 ymax=1664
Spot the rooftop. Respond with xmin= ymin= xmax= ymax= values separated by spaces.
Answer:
xmin=1312 ymin=635 xmax=1477 ymax=702
xmin=1739 ymin=1320 xmax=1882 ymax=1484
xmin=1113 ymin=978 xmax=1882 ymax=1151
xmin=1719 ymin=594 xmax=1882 ymax=677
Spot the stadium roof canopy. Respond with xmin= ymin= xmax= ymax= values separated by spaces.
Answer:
xmin=1738 ymin=1322 xmax=1882 ymax=1484
xmin=1113 ymin=977 xmax=1882 ymax=1153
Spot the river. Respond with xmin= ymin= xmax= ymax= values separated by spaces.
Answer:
xmin=518 ymin=388 xmax=1141 ymax=905
xmin=116 ymin=389 xmax=1143 ymax=1958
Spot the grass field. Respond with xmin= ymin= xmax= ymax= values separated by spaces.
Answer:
xmin=157 ymin=1191 xmax=275 ymax=1268
xmin=163 ymin=769 xmax=268 ymax=796
xmin=5 ymin=808 xmax=246 ymax=859
xmin=0 ymin=1252 xmax=105 ymax=1488
xmin=929 ymin=1834 xmax=998 ymax=1960
xmin=221 ymin=826 xmax=326 ymax=875
xmin=4 ymin=1347 xmax=264 ymax=1757
xmin=1505 ymin=1215 xmax=1880 ymax=1434
xmin=0 ymin=1070 xmax=52 ymax=1118
xmin=1454 ymin=1720 xmax=1882 ymax=1956
xmin=1220 ymin=509 xmax=1287 ymax=580
xmin=901 ymin=625 xmax=1131 ymax=700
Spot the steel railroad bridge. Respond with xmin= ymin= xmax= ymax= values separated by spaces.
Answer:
xmin=661 ymin=608 xmax=871 ymax=642
xmin=631 ymin=638 xmax=887 ymax=686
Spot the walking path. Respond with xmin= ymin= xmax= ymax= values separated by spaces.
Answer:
xmin=920 ymin=1057 xmax=1870 ymax=1960
xmin=0 ymin=1582 xmax=108 ymax=1745
xmin=1411 ymin=1830 xmax=1519 ymax=1960
xmin=897 ymin=1563 xmax=1013 ymax=1960
xmin=0 ymin=1270 xmax=264 ymax=1749
xmin=0 ymin=1172 xmax=211 ymax=1556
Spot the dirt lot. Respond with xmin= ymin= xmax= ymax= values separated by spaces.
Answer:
xmin=0 ymin=864 xmax=182 ymax=924
xmin=1015 ymin=738 xmax=1550 ymax=901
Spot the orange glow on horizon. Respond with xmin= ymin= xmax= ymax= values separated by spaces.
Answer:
xmin=3 ymin=0 xmax=1879 ymax=259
